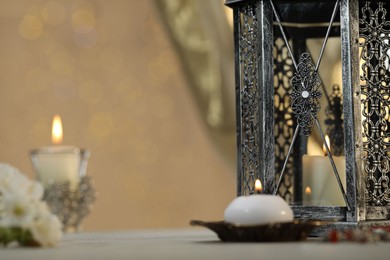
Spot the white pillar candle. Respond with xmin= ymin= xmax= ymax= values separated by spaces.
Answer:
xmin=302 ymin=155 xmax=346 ymax=206
xmin=31 ymin=146 xmax=82 ymax=189
xmin=30 ymin=115 xmax=88 ymax=190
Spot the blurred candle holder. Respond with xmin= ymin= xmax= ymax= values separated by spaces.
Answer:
xmin=30 ymin=115 xmax=96 ymax=232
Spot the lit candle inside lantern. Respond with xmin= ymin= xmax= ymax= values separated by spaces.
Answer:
xmin=302 ymin=135 xmax=346 ymax=206
xmin=224 ymin=179 xmax=293 ymax=226
xmin=30 ymin=115 xmax=89 ymax=190
xmin=255 ymin=178 xmax=262 ymax=194
xmin=303 ymin=186 xmax=312 ymax=205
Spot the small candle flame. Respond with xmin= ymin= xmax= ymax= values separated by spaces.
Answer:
xmin=323 ymin=135 xmax=331 ymax=156
xmin=255 ymin=179 xmax=262 ymax=193
xmin=305 ymin=186 xmax=312 ymax=195
xmin=52 ymin=115 xmax=63 ymax=145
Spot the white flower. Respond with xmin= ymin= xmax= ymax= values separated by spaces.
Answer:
xmin=0 ymin=164 xmax=25 ymax=193
xmin=25 ymin=181 xmax=44 ymax=201
xmin=0 ymin=193 xmax=36 ymax=228
xmin=0 ymin=163 xmax=63 ymax=247
xmin=0 ymin=164 xmax=43 ymax=200
xmin=30 ymin=209 xmax=63 ymax=247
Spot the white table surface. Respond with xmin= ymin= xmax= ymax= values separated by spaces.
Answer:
xmin=2 ymin=229 xmax=390 ymax=260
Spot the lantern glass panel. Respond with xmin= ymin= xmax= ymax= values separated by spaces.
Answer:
xmin=272 ymin=4 xmax=347 ymax=208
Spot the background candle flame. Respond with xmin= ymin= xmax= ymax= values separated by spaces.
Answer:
xmin=305 ymin=186 xmax=312 ymax=195
xmin=323 ymin=135 xmax=331 ymax=156
xmin=52 ymin=115 xmax=63 ymax=145
xmin=255 ymin=179 xmax=262 ymax=192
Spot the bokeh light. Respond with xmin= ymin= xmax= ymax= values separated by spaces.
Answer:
xmin=115 ymin=77 xmax=144 ymax=103
xmin=78 ymin=79 xmax=103 ymax=104
xmin=1 ymin=0 xmax=235 ymax=232
xmin=99 ymin=47 xmax=124 ymax=71
xmin=19 ymin=15 xmax=43 ymax=40
xmin=25 ymin=68 xmax=50 ymax=92
xmin=87 ymin=112 xmax=114 ymax=139
xmin=79 ymin=47 xmax=101 ymax=68
xmin=71 ymin=8 xmax=96 ymax=33
xmin=49 ymin=51 xmax=74 ymax=76
xmin=74 ymin=29 xmax=98 ymax=48
xmin=41 ymin=1 xmax=66 ymax=26
xmin=51 ymin=78 xmax=77 ymax=102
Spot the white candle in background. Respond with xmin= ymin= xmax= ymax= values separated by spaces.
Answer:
xmin=31 ymin=115 xmax=81 ymax=190
xmin=302 ymin=135 xmax=346 ymax=206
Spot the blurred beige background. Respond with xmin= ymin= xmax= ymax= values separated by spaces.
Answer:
xmin=0 ymin=0 xmax=236 ymax=230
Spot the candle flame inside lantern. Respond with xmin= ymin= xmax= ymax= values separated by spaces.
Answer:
xmin=255 ymin=179 xmax=262 ymax=193
xmin=305 ymin=186 xmax=312 ymax=195
xmin=52 ymin=115 xmax=63 ymax=145
xmin=323 ymin=135 xmax=331 ymax=156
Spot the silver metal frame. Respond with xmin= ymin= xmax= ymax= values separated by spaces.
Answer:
xmin=339 ymin=0 xmax=363 ymax=223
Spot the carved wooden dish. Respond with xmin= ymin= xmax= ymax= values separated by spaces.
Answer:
xmin=190 ymin=219 xmax=323 ymax=242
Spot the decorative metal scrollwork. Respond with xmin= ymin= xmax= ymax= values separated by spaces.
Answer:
xmin=239 ymin=4 xmax=259 ymax=195
xmin=359 ymin=1 xmax=390 ymax=206
xmin=291 ymin=53 xmax=322 ymax=136
xmin=325 ymin=84 xmax=344 ymax=156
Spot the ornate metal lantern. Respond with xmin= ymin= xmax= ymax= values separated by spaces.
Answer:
xmin=226 ymin=0 xmax=390 ymax=233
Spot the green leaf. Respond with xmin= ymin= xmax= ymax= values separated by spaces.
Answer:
xmin=0 ymin=227 xmax=16 ymax=246
xmin=17 ymin=229 xmax=40 ymax=247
